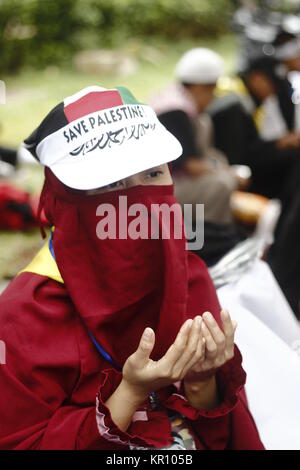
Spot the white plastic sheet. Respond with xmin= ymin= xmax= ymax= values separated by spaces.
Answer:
xmin=217 ymin=259 xmax=300 ymax=450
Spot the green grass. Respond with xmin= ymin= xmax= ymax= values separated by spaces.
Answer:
xmin=0 ymin=35 xmax=237 ymax=283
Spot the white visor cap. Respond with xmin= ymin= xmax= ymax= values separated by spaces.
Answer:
xmin=175 ymin=48 xmax=225 ymax=85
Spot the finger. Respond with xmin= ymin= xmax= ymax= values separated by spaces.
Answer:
xmin=228 ymin=320 xmax=237 ymax=358
xmin=221 ymin=310 xmax=237 ymax=349
xmin=182 ymin=329 xmax=205 ymax=377
xmin=201 ymin=321 xmax=218 ymax=358
xmin=203 ymin=312 xmax=226 ymax=351
xmin=160 ymin=319 xmax=193 ymax=367
xmin=220 ymin=309 xmax=234 ymax=336
xmin=172 ymin=316 xmax=203 ymax=375
xmin=133 ymin=327 xmax=155 ymax=365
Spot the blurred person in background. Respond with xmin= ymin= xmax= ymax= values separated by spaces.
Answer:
xmin=211 ymin=67 xmax=300 ymax=201
xmin=209 ymin=19 xmax=300 ymax=317
xmin=267 ymin=180 xmax=300 ymax=318
xmin=274 ymin=28 xmax=300 ymax=73
xmin=150 ymin=49 xmax=249 ymax=265
xmin=264 ymin=29 xmax=300 ymax=317
xmin=235 ymin=54 xmax=300 ymax=201
xmin=150 ymin=48 xmax=242 ymax=226
xmin=240 ymin=55 xmax=300 ymax=145
xmin=212 ymin=2 xmax=300 ymax=200
xmin=150 ymin=45 xmax=300 ymax=321
xmin=238 ymin=53 xmax=300 ymax=317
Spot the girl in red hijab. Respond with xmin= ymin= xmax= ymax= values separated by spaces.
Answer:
xmin=0 ymin=86 xmax=263 ymax=450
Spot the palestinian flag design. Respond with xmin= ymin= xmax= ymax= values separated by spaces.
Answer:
xmin=22 ymin=86 xmax=182 ymax=190
xmin=64 ymin=86 xmax=142 ymax=122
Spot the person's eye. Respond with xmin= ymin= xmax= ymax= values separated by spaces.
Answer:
xmin=107 ymin=180 xmax=124 ymax=189
xmin=145 ymin=170 xmax=163 ymax=179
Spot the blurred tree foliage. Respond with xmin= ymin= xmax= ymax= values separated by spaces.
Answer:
xmin=0 ymin=0 xmax=78 ymax=72
xmin=0 ymin=0 xmax=234 ymax=73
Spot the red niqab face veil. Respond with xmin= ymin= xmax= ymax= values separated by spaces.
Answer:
xmin=41 ymin=169 xmax=194 ymax=367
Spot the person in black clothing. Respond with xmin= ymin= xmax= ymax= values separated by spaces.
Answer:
xmin=240 ymin=56 xmax=299 ymax=138
xmin=210 ymin=92 xmax=300 ymax=200
xmin=268 ymin=185 xmax=300 ymax=318
xmin=210 ymin=58 xmax=300 ymax=317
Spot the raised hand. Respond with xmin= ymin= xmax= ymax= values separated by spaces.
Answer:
xmin=122 ymin=315 xmax=205 ymax=402
xmin=105 ymin=316 xmax=205 ymax=431
xmin=183 ymin=309 xmax=237 ymax=411
xmin=185 ymin=309 xmax=237 ymax=379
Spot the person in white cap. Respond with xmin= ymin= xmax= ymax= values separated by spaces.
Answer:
xmin=149 ymin=48 xmax=243 ymax=227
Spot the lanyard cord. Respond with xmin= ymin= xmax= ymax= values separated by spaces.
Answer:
xmin=88 ymin=330 xmax=121 ymax=371
xmin=49 ymin=230 xmax=55 ymax=259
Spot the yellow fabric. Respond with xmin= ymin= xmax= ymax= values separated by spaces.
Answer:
xmin=19 ymin=238 xmax=64 ymax=284
xmin=216 ymin=76 xmax=249 ymax=98
xmin=253 ymin=106 xmax=265 ymax=131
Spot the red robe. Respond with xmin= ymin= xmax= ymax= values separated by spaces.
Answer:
xmin=0 ymin=174 xmax=264 ymax=450
xmin=0 ymin=266 xmax=263 ymax=450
